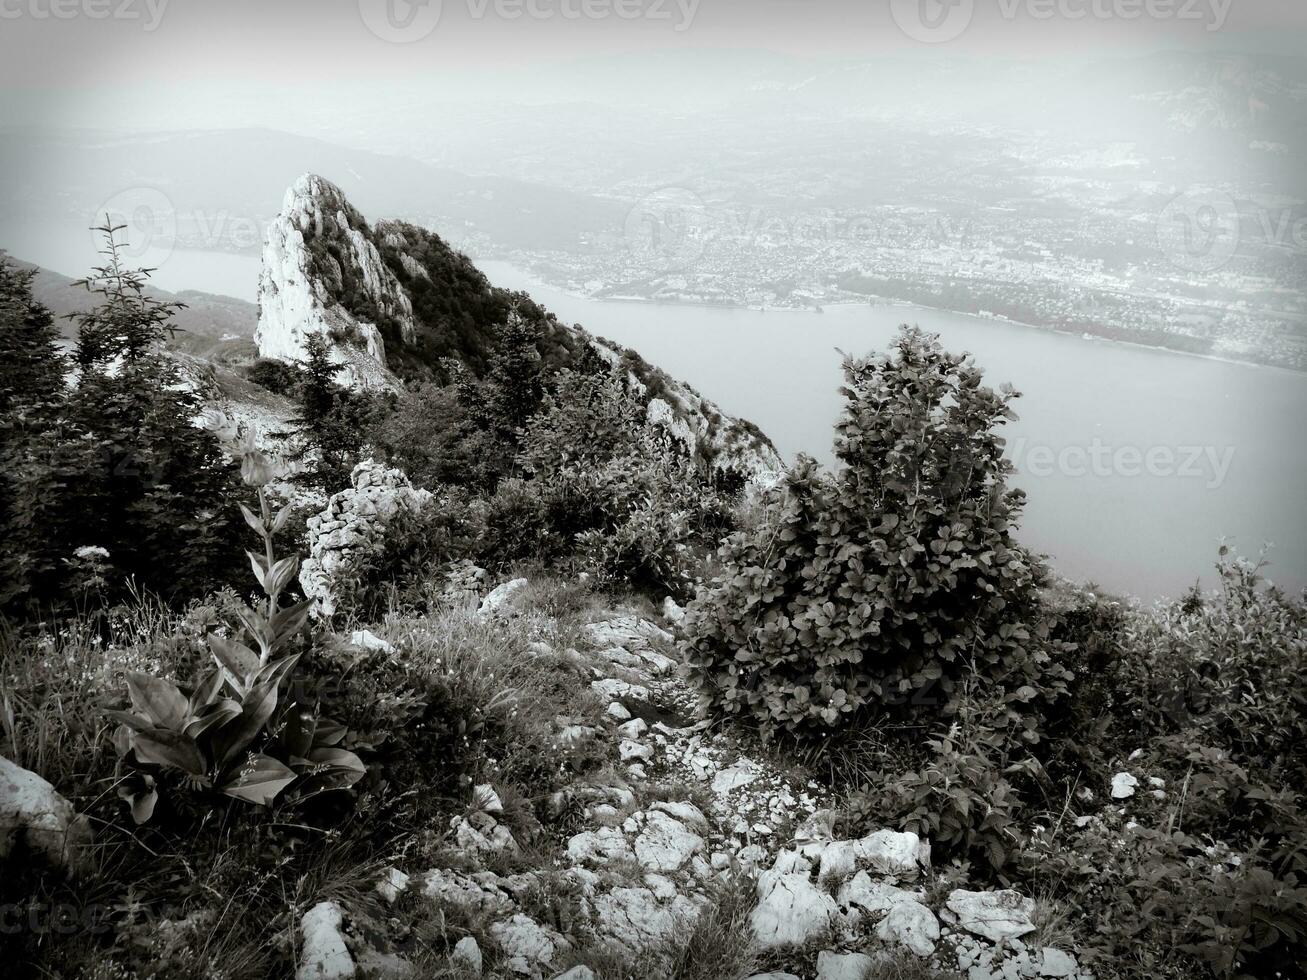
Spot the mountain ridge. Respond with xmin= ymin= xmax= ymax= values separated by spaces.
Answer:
xmin=254 ymin=173 xmax=784 ymax=483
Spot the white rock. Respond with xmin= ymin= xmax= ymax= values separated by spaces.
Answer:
xmin=620 ymin=739 xmax=654 ymax=764
xmin=815 ymin=950 xmax=874 ymax=980
xmin=1039 ymin=948 xmax=1079 ymax=977
xmin=453 ymin=814 xmax=517 ymax=855
xmin=585 ymin=616 xmax=673 ymax=652
xmin=590 ymin=678 xmax=650 ymax=701
xmin=420 ymin=869 xmax=514 ymax=917
xmin=746 ymin=975 xmax=801 ymax=980
xmin=649 ymin=800 xmax=709 ymax=832
xmin=606 ymin=702 xmax=633 ymax=721
xmin=452 ymin=936 xmax=483 ymax=976
xmin=946 ymin=889 xmax=1037 ymax=943
xmin=550 ymin=968 xmax=597 ymax=980
xmin=567 ymin=827 xmax=634 ymax=867
xmin=256 ymin=174 xmax=411 ymax=392
xmin=711 ymin=760 xmax=761 ymax=795
xmin=662 ymin=597 xmax=686 ymax=624
xmin=0 ymin=756 xmax=92 ymax=873
xmin=479 ymin=578 xmax=528 ymax=617
xmin=836 ymin=872 xmax=922 ymax=914
xmin=375 ymin=867 xmax=410 ymax=905
xmin=617 ymin=719 xmax=649 ymax=739
xmin=488 ymin=914 xmax=564 ymax=976
xmin=634 ymin=810 xmax=704 ymax=872
xmin=818 ymin=829 xmax=926 ymax=883
xmin=591 ymin=887 xmax=697 ymax=958
xmin=297 ymin=901 xmax=355 ymax=980
xmin=875 ymin=901 xmax=940 ymax=957
xmin=751 ymin=870 xmax=839 ymax=949
xmin=300 ymin=462 xmax=433 ymax=617
xmin=348 ymin=629 xmax=394 ymax=654
xmin=1111 ymin=772 xmax=1139 ymax=799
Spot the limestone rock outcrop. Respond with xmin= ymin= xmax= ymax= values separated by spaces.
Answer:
xmin=300 ymin=461 xmax=433 ymax=617
xmin=256 ymin=174 xmax=415 ymax=391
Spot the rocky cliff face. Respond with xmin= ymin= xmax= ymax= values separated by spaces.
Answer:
xmin=255 ymin=174 xmax=783 ymax=484
xmin=256 ymin=175 xmax=415 ymax=390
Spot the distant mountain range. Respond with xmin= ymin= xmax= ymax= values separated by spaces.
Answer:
xmin=4 ymin=255 xmax=256 ymax=360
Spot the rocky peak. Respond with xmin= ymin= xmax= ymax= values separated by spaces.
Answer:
xmin=255 ymin=174 xmax=415 ymax=390
xmin=254 ymin=174 xmax=783 ymax=485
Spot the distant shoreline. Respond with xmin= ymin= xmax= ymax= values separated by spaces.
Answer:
xmin=476 ymin=258 xmax=1304 ymax=379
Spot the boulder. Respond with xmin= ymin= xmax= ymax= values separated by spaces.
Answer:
xmin=585 ymin=616 xmax=673 ymax=652
xmin=710 ymin=759 xmax=762 ymax=796
xmin=0 ymin=756 xmax=92 ymax=874
xmin=488 ymin=914 xmax=566 ymax=976
xmin=1038 ymin=948 xmax=1079 ymax=977
xmin=591 ymin=887 xmax=700 ymax=959
xmin=348 ymin=630 xmax=394 ymax=654
xmin=751 ymin=870 xmax=839 ymax=949
xmin=479 ymin=578 xmax=528 ymax=617
xmin=375 ymin=867 xmax=410 ymax=905
xmin=816 ymin=829 xmax=927 ymax=884
xmin=633 ymin=809 xmax=704 ymax=872
xmin=451 ymin=936 xmax=483 ymax=976
xmin=815 ymin=951 xmax=875 ymax=980
xmin=297 ymin=901 xmax=355 ymax=980
xmin=946 ymin=889 xmax=1037 ymax=943
xmin=874 ymin=901 xmax=940 ymax=957
xmin=836 ymin=872 xmax=922 ymax=915
xmin=567 ymin=827 xmax=635 ymax=867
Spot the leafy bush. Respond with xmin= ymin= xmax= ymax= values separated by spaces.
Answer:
xmin=686 ymin=326 xmax=1070 ymax=736
xmin=244 ymin=357 xmax=301 ymax=395
xmin=849 ymin=690 xmax=1035 ymax=873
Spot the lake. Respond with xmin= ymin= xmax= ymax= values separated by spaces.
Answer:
xmin=11 ymin=230 xmax=1304 ymax=602
xmin=480 ymin=261 xmax=1307 ymax=602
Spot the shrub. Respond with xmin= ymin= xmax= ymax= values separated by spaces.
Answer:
xmin=244 ymin=357 xmax=300 ymax=395
xmin=849 ymin=690 xmax=1034 ymax=873
xmin=330 ymin=492 xmax=483 ymax=619
xmin=685 ymin=326 xmax=1070 ymax=737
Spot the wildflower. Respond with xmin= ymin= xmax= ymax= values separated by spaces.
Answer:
xmin=74 ymin=545 xmax=111 ymax=561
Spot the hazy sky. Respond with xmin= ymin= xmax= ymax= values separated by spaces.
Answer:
xmin=2 ymin=0 xmax=1305 ymax=131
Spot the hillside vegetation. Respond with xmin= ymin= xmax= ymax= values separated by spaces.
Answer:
xmin=1 ymin=241 xmax=1304 ymax=980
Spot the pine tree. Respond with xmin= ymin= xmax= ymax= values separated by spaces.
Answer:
xmin=288 ymin=333 xmax=368 ymax=490
xmin=0 ymin=259 xmax=79 ymax=610
xmin=0 ymin=259 xmax=67 ymax=416
xmin=57 ymin=225 xmax=243 ymax=606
